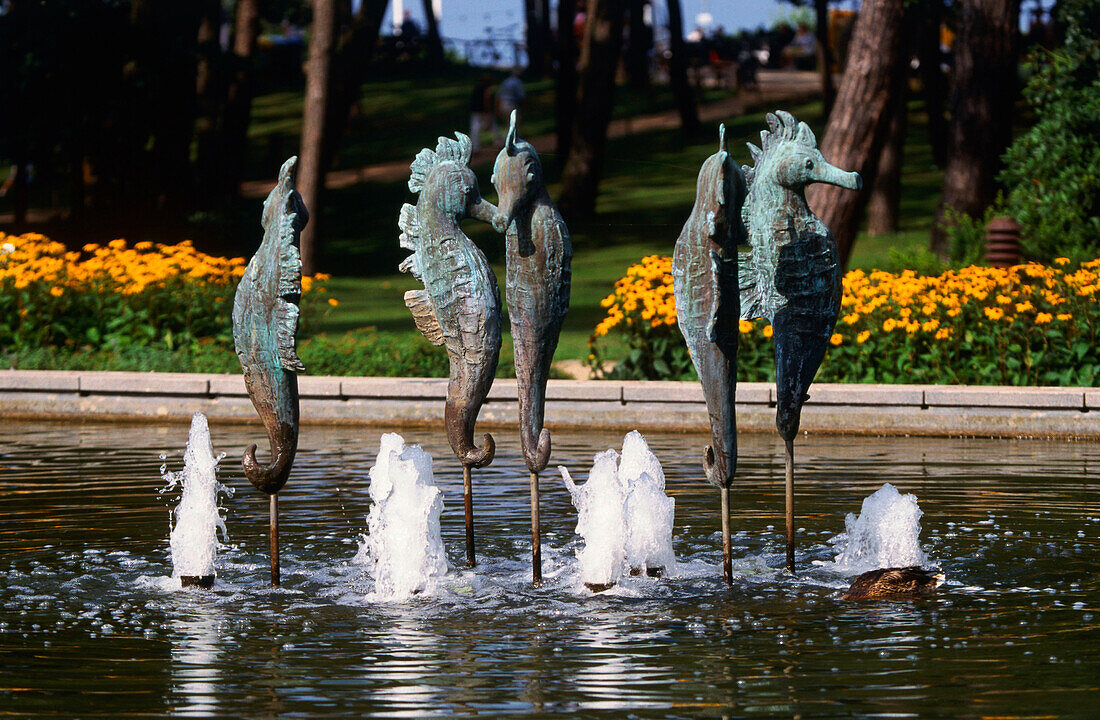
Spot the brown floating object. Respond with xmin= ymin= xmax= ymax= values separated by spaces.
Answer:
xmin=841 ymin=567 xmax=945 ymax=601
xmin=585 ymin=582 xmax=616 ymax=593
xmin=180 ymin=575 xmax=215 ymax=589
xmin=629 ymin=566 xmax=664 ymax=578
xmin=985 ymin=215 xmax=1022 ymax=268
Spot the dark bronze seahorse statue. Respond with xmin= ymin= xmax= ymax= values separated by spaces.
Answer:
xmin=232 ymin=156 xmax=308 ymax=586
xmin=398 ymin=132 xmax=501 ymax=566
xmin=671 ymin=124 xmax=745 ymax=584
xmin=489 ymin=111 xmax=572 ymax=585
xmin=738 ymin=110 xmax=861 ymax=573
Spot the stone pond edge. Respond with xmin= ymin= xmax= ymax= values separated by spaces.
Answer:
xmin=1 ymin=369 xmax=1098 ymax=439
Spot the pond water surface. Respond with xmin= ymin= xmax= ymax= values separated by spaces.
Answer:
xmin=1 ymin=420 xmax=1097 ymax=718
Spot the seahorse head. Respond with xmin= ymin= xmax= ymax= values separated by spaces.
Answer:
xmin=745 ymin=111 xmax=862 ymax=194
xmin=491 ymin=110 xmax=542 ymax=232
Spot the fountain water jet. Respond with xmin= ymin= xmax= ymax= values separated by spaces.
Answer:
xmin=355 ymin=433 xmax=447 ymax=599
xmin=560 ymin=432 xmax=677 ymax=591
xmin=832 ymin=483 xmax=930 ymax=574
xmin=619 ymin=431 xmax=676 ymax=578
xmin=160 ymin=412 xmax=231 ymax=589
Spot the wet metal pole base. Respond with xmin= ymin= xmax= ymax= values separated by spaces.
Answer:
xmin=784 ymin=439 xmax=795 ymax=574
xmin=530 ymin=471 xmax=542 ymax=587
xmin=270 ymin=494 xmax=280 ymax=587
xmin=463 ymin=465 xmax=476 ymax=567
xmin=721 ymin=486 xmax=732 ymax=585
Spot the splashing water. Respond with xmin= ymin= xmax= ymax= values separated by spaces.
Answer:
xmin=832 ymin=483 xmax=929 ymax=574
xmin=159 ymin=413 xmax=230 ymax=583
xmin=355 ymin=433 xmax=447 ymax=599
xmin=619 ymin=431 xmax=676 ymax=576
xmin=560 ymin=432 xmax=677 ymax=586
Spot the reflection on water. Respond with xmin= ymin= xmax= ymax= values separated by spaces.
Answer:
xmin=0 ymin=420 xmax=1097 ymax=718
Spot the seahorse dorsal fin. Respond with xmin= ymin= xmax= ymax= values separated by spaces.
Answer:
xmin=718 ymin=123 xmax=727 ymax=153
xmin=276 ymin=299 xmax=305 ymax=372
xmin=398 ymin=204 xmax=420 ymax=252
xmin=404 ymin=289 xmax=445 ymax=346
xmin=506 ymin=110 xmax=518 ymax=156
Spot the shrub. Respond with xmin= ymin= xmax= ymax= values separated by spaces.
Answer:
xmin=0 ymin=232 xmax=329 ymax=352
xmin=998 ymin=0 xmax=1100 ymax=261
xmin=589 ymin=256 xmax=1100 ymax=386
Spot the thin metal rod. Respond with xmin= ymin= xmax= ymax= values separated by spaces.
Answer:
xmin=784 ymin=438 xmax=795 ymax=573
xmin=721 ymin=485 xmax=732 ymax=585
xmin=530 ymin=471 xmax=542 ymax=587
xmin=270 ymin=493 xmax=280 ymax=587
xmin=463 ymin=465 xmax=476 ymax=567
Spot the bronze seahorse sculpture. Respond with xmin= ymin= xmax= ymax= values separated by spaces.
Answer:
xmin=671 ymin=124 xmax=745 ymax=585
xmin=398 ymin=132 xmax=501 ymax=566
xmin=490 ymin=111 xmax=572 ymax=585
xmin=739 ymin=111 xmax=861 ymax=572
xmin=232 ymin=156 xmax=308 ymax=586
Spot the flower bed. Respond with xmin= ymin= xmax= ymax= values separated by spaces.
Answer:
xmin=0 ymin=232 xmax=329 ymax=353
xmin=588 ymin=255 xmax=1100 ymax=386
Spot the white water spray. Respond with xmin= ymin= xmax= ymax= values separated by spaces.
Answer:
xmin=619 ymin=431 xmax=676 ymax=575
xmin=160 ymin=413 xmax=230 ymax=584
xmin=355 ymin=433 xmax=447 ymax=599
xmin=560 ymin=432 xmax=676 ymax=587
xmin=832 ymin=483 xmax=929 ymax=574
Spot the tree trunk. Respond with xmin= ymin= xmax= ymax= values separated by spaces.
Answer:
xmin=915 ymin=0 xmax=948 ymax=167
xmin=220 ymin=0 xmax=260 ymax=205
xmin=866 ymin=71 xmax=907 ymax=235
xmin=298 ymin=0 xmax=337 ymax=275
xmin=193 ymin=0 xmax=222 ymax=207
xmin=421 ymin=0 xmax=443 ymax=66
xmin=555 ymin=0 xmax=579 ymax=161
xmin=558 ymin=0 xmax=625 ymax=224
xmin=804 ymin=0 xmax=907 ymax=266
xmin=929 ymin=0 xmax=1018 ymax=257
xmin=815 ymin=0 xmax=836 ymax=119
xmin=667 ymin=0 xmax=699 ymax=137
xmin=525 ymin=0 xmax=547 ymax=76
xmin=625 ymin=0 xmax=650 ymax=89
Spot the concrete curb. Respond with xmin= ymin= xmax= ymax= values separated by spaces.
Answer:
xmin=0 ymin=369 xmax=1097 ymax=439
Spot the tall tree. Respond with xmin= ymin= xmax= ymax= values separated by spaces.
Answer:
xmin=667 ymin=0 xmax=699 ymax=137
xmin=804 ymin=0 xmax=907 ymax=265
xmin=555 ymin=0 xmax=580 ymax=159
xmin=814 ymin=0 xmax=836 ymax=118
xmin=866 ymin=67 xmax=908 ymax=235
xmin=915 ymin=0 xmax=948 ymax=166
xmin=625 ymin=0 xmax=651 ymax=88
xmin=558 ymin=0 xmax=626 ymax=223
xmin=421 ymin=0 xmax=444 ymax=66
xmin=299 ymin=0 xmax=338 ymax=275
xmin=930 ymin=0 xmax=1018 ymax=256
xmin=525 ymin=0 xmax=552 ymax=76
xmin=221 ymin=0 xmax=261 ymax=203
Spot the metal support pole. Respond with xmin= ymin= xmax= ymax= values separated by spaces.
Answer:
xmin=463 ymin=465 xmax=476 ymax=567
xmin=784 ymin=438 xmax=795 ymax=573
xmin=270 ymin=493 xmax=280 ymax=587
xmin=530 ymin=471 xmax=542 ymax=586
xmin=721 ymin=485 xmax=732 ymax=585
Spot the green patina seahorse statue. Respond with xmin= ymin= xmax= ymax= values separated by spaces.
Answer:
xmin=232 ymin=156 xmax=308 ymax=586
xmin=491 ymin=111 xmax=572 ymax=475
xmin=672 ymin=124 xmax=746 ymax=585
xmin=399 ymin=133 xmax=501 ymax=470
xmin=489 ymin=110 xmax=572 ymax=585
xmin=738 ymin=110 xmax=861 ymax=572
xmin=233 ymin=156 xmax=308 ymax=497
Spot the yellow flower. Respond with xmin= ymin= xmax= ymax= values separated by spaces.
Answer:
xmin=1015 ymin=301 xmax=1034 ymax=313
xmin=50 ymin=286 xmax=64 ymax=297
xmin=763 ymin=324 xmax=773 ymax=338
xmin=935 ymin=328 xmax=951 ymax=340
xmin=856 ymin=330 xmax=870 ymax=343
xmin=327 ymin=297 xmax=339 ymax=307
xmin=996 ymin=294 xmax=1011 ymax=305
xmin=301 ymin=276 xmax=314 ymax=292
xmin=1055 ymin=257 xmax=1070 ymax=265
xmin=842 ymin=312 xmax=860 ymax=325
xmin=883 ymin=318 xmax=897 ymax=332
xmin=829 ymin=333 xmax=842 ymax=346
xmin=984 ymin=307 xmax=1004 ymax=321
xmin=1057 ymin=313 xmax=1073 ymax=321
xmin=314 ymin=272 xmax=331 ymax=281
xmin=921 ymin=319 xmax=939 ymax=332
xmin=1036 ymin=312 xmax=1052 ymax=324
xmin=739 ymin=319 xmax=753 ymax=334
